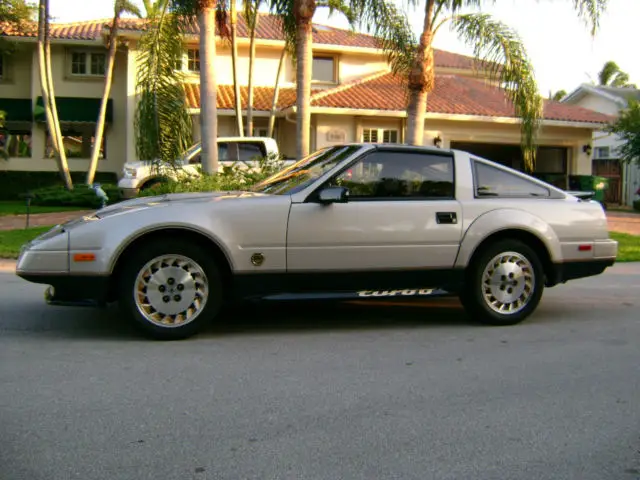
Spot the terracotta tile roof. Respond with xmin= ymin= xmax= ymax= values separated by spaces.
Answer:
xmin=182 ymin=74 xmax=613 ymax=125
xmin=1 ymin=15 xmax=481 ymax=70
xmin=306 ymin=72 xmax=615 ymax=124
xmin=183 ymin=82 xmax=321 ymax=111
xmin=0 ymin=19 xmax=111 ymax=39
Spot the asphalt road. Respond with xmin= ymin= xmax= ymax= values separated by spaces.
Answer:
xmin=1 ymin=264 xmax=640 ymax=480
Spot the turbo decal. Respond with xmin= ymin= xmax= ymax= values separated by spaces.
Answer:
xmin=357 ymin=289 xmax=435 ymax=297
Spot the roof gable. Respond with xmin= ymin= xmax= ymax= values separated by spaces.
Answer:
xmin=563 ymin=83 xmax=640 ymax=108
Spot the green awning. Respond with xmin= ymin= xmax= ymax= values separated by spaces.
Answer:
xmin=0 ymin=98 xmax=33 ymax=123
xmin=34 ymin=97 xmax=114 ymax=124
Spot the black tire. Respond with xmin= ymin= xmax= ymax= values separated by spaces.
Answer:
xmin=460 ymin=239 xmax=545 ymax=326
xmin=118 ymin=238 xmax=223 ymax=340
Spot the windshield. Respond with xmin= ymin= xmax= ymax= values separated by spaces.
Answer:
xmin=182 ymin=142 xmax=201 ymax=162
xmin=251 ymin=145 xmax=362 ymax=195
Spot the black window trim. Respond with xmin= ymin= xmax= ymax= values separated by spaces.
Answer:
xmin=304 ymin=146 xmax=457 ymax=203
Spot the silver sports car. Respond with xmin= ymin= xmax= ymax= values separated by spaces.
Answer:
xmin=16 ymin=144 xmax=618 ymax=339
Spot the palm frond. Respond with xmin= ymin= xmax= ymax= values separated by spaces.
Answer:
xmin=344 ymin=0 xmax=417 ymax=79
xmin=452 ymin=13 xmax=543 ymax=171
xmin=116 ymin=0 xmax=143 ymax=17
xmin=134 ymin=5 xmax=193 ymax=165
xmin=571 ymin=0 xmax=608 ymax=36
xmin=269 ymin=0 xmax=297 ymax=55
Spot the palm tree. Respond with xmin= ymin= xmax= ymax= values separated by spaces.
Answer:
xmin=598 ymin=61 xmax=633 ymax=88
xmin=403 ymin=0 xmax=609 ymax=172
xmin=244 ymin=0 xmax=261 ymax=136
xmin=271 ymin=0 xmax=415 ymax=159
xmin=142 ymin=0 xmax=170 ymax=16
xmin=550 ymin=89 xmax=567 ymax=102
xmin=267 ymin=43 xmax=289 ymax=138
xmin=86 ymin=0 xmax=142 ymax=185
xmin=134 ymin=0 xmax=193 ymax=166
xmin=37 ymin=0 xmax=72 ymax=189
xmin=230 ymin=0 xmax=244 ymax=135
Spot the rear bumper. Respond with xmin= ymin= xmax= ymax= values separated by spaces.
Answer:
xmin=552 ymin=258 xmax=616 ymax=284
xmin=16 ymin=273 xmax=111 ymax=306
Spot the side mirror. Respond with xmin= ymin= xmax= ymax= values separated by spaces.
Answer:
xmin=318 ymin=186 xmax=349 ymax=204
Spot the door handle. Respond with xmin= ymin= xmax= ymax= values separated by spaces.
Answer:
xmin=436 ymin=212 xmax=457 ymax=224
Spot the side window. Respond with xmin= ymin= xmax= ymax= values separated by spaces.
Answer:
xmin=237 ymin=142 xmax=266 ymax=161
xmin=330 ymin=151 xmax=454 ymax=199
xmin=473 ymin=161 xmax=550 ymax=197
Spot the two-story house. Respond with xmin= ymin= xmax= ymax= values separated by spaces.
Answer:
xmin=0 ymin=14 xmax=613 ymax=190
xmin=562 ymin=84 xmax=640 ymax=206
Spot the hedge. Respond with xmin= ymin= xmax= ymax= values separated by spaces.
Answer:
xmin=27 ymin=183 xmax=122 ymax=208
xmin=0 ymin=171 xmax=118 ymax=200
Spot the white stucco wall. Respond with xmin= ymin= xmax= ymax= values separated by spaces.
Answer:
xmin=1 ymin=44 xmax=129 ymax=175
xmin=0 ymin=46 xmax=32 ymax=99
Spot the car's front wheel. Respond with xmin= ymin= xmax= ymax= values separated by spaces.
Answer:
xmin=118 ymin=239 xmax=223 ymax=340
xmin=460 ymin=239 xmax=544 ymax=326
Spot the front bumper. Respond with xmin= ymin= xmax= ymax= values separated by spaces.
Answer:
xmin=17 ymin=272 xmax=111 ymax=306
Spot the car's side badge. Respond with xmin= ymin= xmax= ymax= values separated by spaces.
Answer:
xmin=250 ymin=253 xmax=265 ymax=266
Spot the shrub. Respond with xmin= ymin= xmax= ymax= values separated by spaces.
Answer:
xmin=634 ymin=199 xmax=640 ymax=212
xmin=139 ymin=153 xmax=287 ymax=197
xmin=28 ymin=184 xmax=122 ymax=209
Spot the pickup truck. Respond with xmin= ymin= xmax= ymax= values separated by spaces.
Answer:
xmin=118 ymin=136 xmax=282 ymax=198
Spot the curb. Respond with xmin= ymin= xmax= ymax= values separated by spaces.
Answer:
xmin=0 ymin=259 xmax=17 ymax=272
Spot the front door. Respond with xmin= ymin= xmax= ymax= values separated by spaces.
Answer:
xmin=286 ymin=149 xmax=463 ymax=291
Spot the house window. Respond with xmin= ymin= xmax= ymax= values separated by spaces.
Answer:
xmin=312 ymin=55 xmax=336 ymax=83
xmin=594 ymin=146 xmax=611 ymax=159
xmin=362 ymin=128 xmax=399 ymax=144
xmin=0 ymin=130 xmax=31 ymax=158
xmin=70 ymin=51 xmax=106 ymax=76
xmin=45 ymin=126 xmax=106 ymax=159
xmin=187 ymin=49 xmax=200 ymax=72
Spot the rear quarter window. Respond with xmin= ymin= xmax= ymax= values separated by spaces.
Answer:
xmin=473 ymin=160 xmax=551 ymax=198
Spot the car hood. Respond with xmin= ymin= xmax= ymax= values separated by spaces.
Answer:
xmin=94 ymin=191 xmax=267 ymax=219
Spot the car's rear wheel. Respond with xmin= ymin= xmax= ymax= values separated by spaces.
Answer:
xmin=460 ymin=239 xmax=544 ymax=326
xmin=118 ymin=239 xmax=223 ymax=340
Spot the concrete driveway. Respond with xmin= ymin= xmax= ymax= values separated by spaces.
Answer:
xmin=1 ymin=263 xmax=639 ymax=480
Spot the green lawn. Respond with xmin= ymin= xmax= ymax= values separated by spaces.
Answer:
xmin=0 ymin=201 xmax=85 ymax=217
xmin=1 ymin=226 xmax=639 ymax=263
xmin=610 ymin=232 xmax=640 ymax=263
xmin=0 ymin=226 xmax=54 ymax=258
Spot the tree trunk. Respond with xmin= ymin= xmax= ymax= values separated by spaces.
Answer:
xmin=86 ymin=13 xmax=120 ymax=185
xmin=405 ymin=0 xmax=436 ymax=146
xmin=295 ymin=0 xmax=315 ymax=159
xmin=230 ymin=1 xmax=243 ymax=136
xmin=267 ymin=47 xmax=285 ymax=139
xmin=245 ymin=19 xmax=257 ymax=137
xmin=38 ymin=0 xmax=72 ymax=190
xmin=199 ymin=2 xmax=218 ymax=174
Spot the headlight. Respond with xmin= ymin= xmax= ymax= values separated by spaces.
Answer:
xmin=124 ymin=167 xmax=137 ymax=178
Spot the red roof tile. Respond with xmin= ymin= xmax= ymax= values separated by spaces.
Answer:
xmin=183 ymin=73 xmax=613 ymax=125
xmin=306 ymin=72 xmax=615 ymax=124
xmin=1 ymin=15 xmax=481 ymax=70
xmin=183 ymin=83 xmax=321 ymax=111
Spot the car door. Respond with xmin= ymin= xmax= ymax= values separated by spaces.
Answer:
xmin=286 ymin=149 xmax=463 ymax=289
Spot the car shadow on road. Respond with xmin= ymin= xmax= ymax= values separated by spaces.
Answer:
xmin=8 ymin=297 xmax=480 ymax=341
xmin=206 ymin=297 xmax=474 ymax=338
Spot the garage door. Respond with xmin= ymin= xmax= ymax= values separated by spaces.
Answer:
xmin=450 ymin=142 xmax=569 ymax=189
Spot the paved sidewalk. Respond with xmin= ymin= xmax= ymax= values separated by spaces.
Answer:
xmin=607 ymin=212 xmax=640 ymax=235
xmin=0 ymin=259 xmax=16 ymax=272
xmin=0 ymin=211 xmax=92 ymax=231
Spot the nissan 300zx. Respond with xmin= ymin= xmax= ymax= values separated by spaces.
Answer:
xmin=16 ymin=144 xmax=618 ymax=339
